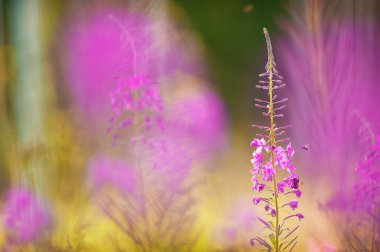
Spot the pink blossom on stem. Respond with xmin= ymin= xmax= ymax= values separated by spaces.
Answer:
xmin=250 ymin=138 xmax=267 ymax=148
xmin=88 ymin=156 xmax=137 ymax=195
xmin=250 ymin=28 xmax=303 ymax=251
xmin=287 ymin=200 xmax=299 ymax=210
xmin=251 ymin=148 xmax=263 ymax=169
xmin=292 ymin=189 xmax=302 ymax=198
xmin=3 ymin=188 xmax=51 ymax=244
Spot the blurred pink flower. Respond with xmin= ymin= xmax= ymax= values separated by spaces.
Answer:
xmin=73 ymin=7 xmax=226 ymax=251
xmin=213 ymin=200 xmax=256 ymax=248
xmin=354 ymin=135 xmax=380 ymax=214
xmin=279 ymin=17 xmax=380 ymax=187
xmin=3 ymin=188 xmax=51 ymax=244
xmin=165 ymin=91 xmax=226 ymax=159
xmin=278 ymin=1 xmax=380 ymax=249
xmin=65 ymin=8 xmax=228 ymax=170
xmin=307 ymin=239 xmax=337 ymax=252
xmin=88 ymin=139 xmax=197 ymax=251
xmin=88 ymin=156 xmax=137 ymax=195
xmin=65 ymin=9 xmax=198 ymax=124
xmin=107 ymin=73 xmax=163 ymax=137
xmin=66 ymin=10 xmax=164 ymax=121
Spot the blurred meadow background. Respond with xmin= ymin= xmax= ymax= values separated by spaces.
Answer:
xmin=0 ymin=0 xmax=379 ymax=251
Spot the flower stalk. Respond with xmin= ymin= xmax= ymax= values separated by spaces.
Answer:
xmin=264 ymin=27 xmax=280 ymax=252
xmin=250 ymin=28 xmax=303 ymax=252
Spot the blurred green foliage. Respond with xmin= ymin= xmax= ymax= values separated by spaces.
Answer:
xmin=175 ymin=0 xmax=289 ymax=119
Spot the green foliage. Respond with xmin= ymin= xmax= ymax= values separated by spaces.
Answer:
xmin=174 ymin=0 xmax=290 ymax=117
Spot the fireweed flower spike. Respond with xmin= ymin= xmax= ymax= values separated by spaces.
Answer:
xmin=352 ymin=133 xmax=380 ymax=250
xmin=83 ymin=9 xmax=226 ymax=251
xmin=3 ymin=188 xmax=52 ymax=246
xmin=343 ymin=124 xmax=380 ymax=251
xmin=250 ymin=28 xmax=303 ymax=252
xmin=275 ymin=0 xmax=380 ymax=249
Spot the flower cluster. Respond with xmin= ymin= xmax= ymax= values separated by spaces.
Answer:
xmin=277 ymin=1 xmax=380 ymax=249
xmin=88 ymin=156 xmax=137 ymax=195
xmin=107 ymin=74 xmax=163 ymax=135
xmin=350 ymin=133 xmax=380 ymax=249
xmin=251 ymin=139 xmax=300 ymax=194
xmin=212 ymin=200 xmax=257 ymax=251
xmin=354 ymin=134 xmax=380 ymax=213
xmin=320 ymin=129 xmax=380 ymax=251
xmin=3 ymin=188 xmax=51 ymax=244
xmin=79 ymin=9 xmax=226 ymax=251
xmin=165 ymin=90 xmax=226 ymax=160
xmin=250 ymin=28 xmax=303 ymax=252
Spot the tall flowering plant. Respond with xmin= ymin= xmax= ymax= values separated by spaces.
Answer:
xmin=277 ymin=0 xmax=380 ymax=249
xmin=250 ymin=28 xmax=303 ymax=252
xmin=351 ymin=132 xmax=380 ymax=251
xmin=87 ymin=13 xmax=194 ymax=251
xmin=3 ymin=188 xmax=52 ymax=249
xmin=324 ymin=126 xmax=380 ymax=251
xmin=77 ymin=8 xmax=225 ymax=251
xmin=331 ymin=126 xmax=380 ymax=252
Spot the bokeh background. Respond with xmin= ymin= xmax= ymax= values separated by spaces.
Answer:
xmin=0 ymin=0 xmax=379 ymax=251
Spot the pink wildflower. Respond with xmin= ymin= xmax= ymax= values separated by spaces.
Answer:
xmin=4 ymin=188 xmax=51 ymax=244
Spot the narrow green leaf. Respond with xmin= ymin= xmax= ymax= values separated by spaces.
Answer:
xmin=258 ymin=217 xmax=274 ymax=231
xmin=269 ymin=234 xmax=276 ymax=246
xmin=279 ymin=242 xmax=284 ymax=250
xmin=283 ymin=225 xmax=299 ymax=240
xmin=253 ymin=237 xmax=273 ymax=251
xmin=288 ymin=241 xmax=298 ymax=252
xmin=283 ymin=236 xmax=297 ymax=250
xmin=269 ymin=221 xmax=274 ymax=228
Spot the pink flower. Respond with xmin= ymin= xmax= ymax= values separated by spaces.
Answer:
xmin=296 ymin=213 xmax=304 ymax=220
xmin=251 ymin=148 xmax=263 ymax=169
xmin=288 ymin=200 xmax=299 ymax=210
xmin=165 ymin=91 xmax=226 ymax=159
xmin=286 ymin=143 xmax=294 ymax=159
xmin=213 ymin=200 xmax=257 ymax=247
xmin=286 ymin=165 xmax=296 ymax=174
xmin=270 ymin=209 xmax=277 ymax=217
xmin=251 ymin=176 xmax=265 ymax=192
xmin=276 ymin=181 xmax=286 ymax=194
xmin=262 ymin=163 xmax=276 ymax=182
xmin=4 ymin=188 xmax=51 ymax=243
xmin=250 ymin=167 xmax=260 ymax=175
xmin=66 ymin=10 xmax=158 ymax=121
xmin=274 ymin=146 xmax=289 ymax=170
xmin=284 ymin=213 xmax=304 ymax=221
xmin=284 ymin=174 xmax=300 ymax=189
xmin=108 ymin=73 xmax=163 ymax=133
xmin=252 ymin=197 xmax=266 ymax=205
xmin=109 ymin=75 xmax=162 ymax=115
xmin=307 ymin=240 xmax=338 ymax=252
xmin=88 ymin=156 xmax=137 ymax=195
xmin=250 ymin=138 xmax=267 ymax=148
xmin=292 ymin=189 xmax=302 ymax=198
xmin=250 ymin=28 xmax=303 ymax=251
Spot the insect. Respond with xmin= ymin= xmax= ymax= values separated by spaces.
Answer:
xmin=243 ymin=4 xmax=254 ymax=13
xmin=301 ymin=144 xmax=309 ymax=151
